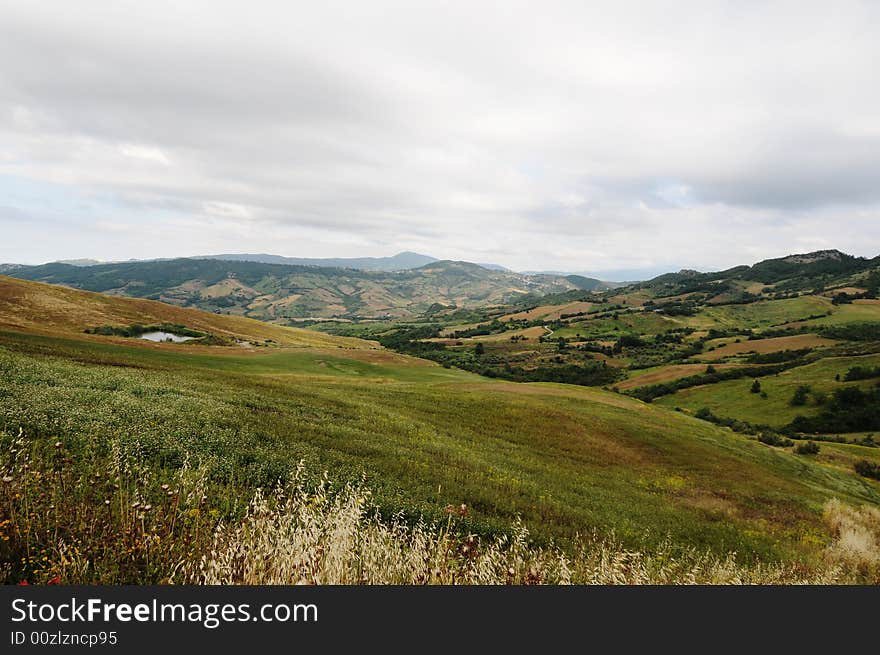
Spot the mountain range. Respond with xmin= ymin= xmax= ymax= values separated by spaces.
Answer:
xmin=4 ymin=258 xmax=615 ymax=321
xmin=4 ymin=249 xmax=877 ymax=323
xmin=193 ymin=251 xmax=440 ymax=271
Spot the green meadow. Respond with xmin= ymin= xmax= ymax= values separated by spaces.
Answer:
xmin=3 ymin=325 xmax=880 ymax=584
xmin=654 ymin=354 xmax=880 ymax=428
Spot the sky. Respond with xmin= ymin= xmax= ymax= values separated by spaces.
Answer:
xmin=2 ymin=1 xmax=880 ymax=279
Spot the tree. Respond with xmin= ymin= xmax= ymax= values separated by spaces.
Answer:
xmin=474 ymin=342 xmax=485 ymax=356
xmin=794 ymin=441 xmax=820 ymax=455
xmin=750 ymin=379 xmax=761 ymax=394
xmin=789 ymin=385 xmax=810 ymax=406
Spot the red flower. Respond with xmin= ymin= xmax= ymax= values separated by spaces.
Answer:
xmin=17 ymin=580 xmax=29 ymax=586
xmin=47 ymin=575 xmax=61 ymax=585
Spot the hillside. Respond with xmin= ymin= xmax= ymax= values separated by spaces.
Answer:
xmin=353 ymin=250 xmax=880 ymax=454
xmin=2 ymin=269 xmax=880 ymax=584
xmin=195 ymin=250 xmax=439 ymax=271
xmin=5 ymin=258 xmax=585 ymax=321
xmin=0 ymin=275 xmax=371 ymax=349
xmin=639 ymin=250 xmax=878 ymax=299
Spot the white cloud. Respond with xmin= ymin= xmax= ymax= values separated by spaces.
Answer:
xmin=1 ymin=0 xmax=878 ymax=275
xmin=119 ymin=144 xmax=170 ymax=165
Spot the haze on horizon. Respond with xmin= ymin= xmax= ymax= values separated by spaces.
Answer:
xmin=2 ymin=1 xmax=879 ymax=278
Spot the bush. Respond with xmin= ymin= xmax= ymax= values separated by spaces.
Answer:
xmin=854 ymin=460 xmax=880 ymax=481
xmin=758 ymin=433 xmax=794 ymax=447
xmin=844 ymin=366 xmax=880 ymax=382
xmin=789 ymin=385 xmax=811 ymax=407
xmin=794 ymin=441 xmax=820 ymax=455
xmin=788 ymin=387 xmax=880 ymax=433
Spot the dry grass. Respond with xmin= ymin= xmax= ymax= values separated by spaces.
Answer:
xmin=823 ymin=499 xmax=880 ymax=580
xmin=696 ymin=334 xmax=836 ymax=361
xmin=500 ymin=301 xmax=593 ymax=322
xmin=4 ymin=422 xmax=876 ymax=586
xmin=617 ymin=364 xmax=742 ymax=391
xmin=0 ymin=276 xmax=371 ymax=349
xmin=180 ymin=472 xmax=857 ymax=585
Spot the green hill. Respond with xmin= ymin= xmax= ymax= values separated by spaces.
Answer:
xmin=6 ymin=258 xmax=581 ymax=321
xmin=1 ymin=277 xmax=879 ymax=583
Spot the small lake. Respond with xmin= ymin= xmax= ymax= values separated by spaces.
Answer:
xmin=139 ymin=331 xmax=196 ymax=343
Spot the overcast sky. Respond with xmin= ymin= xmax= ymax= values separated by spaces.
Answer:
xmin=2 ymin=1 xmax=879 ymax=278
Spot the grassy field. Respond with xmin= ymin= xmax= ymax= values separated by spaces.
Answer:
xmin=696 ymin=334 xmax=837 ymax=361
xmin=3 ymin=325 xmax=880 ymax=581
xmin=780 ymin=301 xmax=880 ymax=328
xmin=500 ymin=301 xmax=595 ymax=322
xmin=694 ymin=296 xmax=834 ymax=330
xmin=2 ymin=278 xmax=879 ymax=584
xmin=0 ymin=275 xmax=370 ymax=349
xmin=655 ymin=354 xmax=880 ymax=427
xmin=554 ymin=311 xmax=687 ymax=339
xmin=616 ymin=363 xmax=744 ymax=390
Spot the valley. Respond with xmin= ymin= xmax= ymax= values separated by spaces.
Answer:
xmin=1 ymin=248 xmax=880 ymax=584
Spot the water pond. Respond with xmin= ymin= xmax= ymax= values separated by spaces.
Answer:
xmin=139 ymin=331 xmax=196 ymax=343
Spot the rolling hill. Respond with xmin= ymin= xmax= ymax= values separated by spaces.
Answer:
xmin=1 ymin=275 xmax=879 ymax=584
xmin=639 ymin=249 xmax=879 ymax=299
xmin=0 ymin=275 xmax=371 ymax=349
xmin=195 ymin=250 xmax=439 ymax=271
xmin=5 ymin=258 xmax=590 ymax=321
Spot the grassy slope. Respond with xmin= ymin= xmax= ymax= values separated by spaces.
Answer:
xmin=0 ymin=275 xmax=370 ymax=349
xmin=6 ymin=259 xmax=578 ymax=321
xmin=616 ymin=363 xmax=744 ymax=390
xmin=2 ymin=326 xmax=879 ymax=563
xmin=655 ymin=353 xmax=880 ymax=427
xmin=2 ymin=278 xmax=879 ymax=576
xmin=695 ymin=334 xmax=837 ymax=361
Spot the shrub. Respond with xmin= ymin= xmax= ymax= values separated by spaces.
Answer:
xmin=844 ymin=366 xmax=880 ymax=382
xmin=758 ymin=432 xmax=794 ymax=447
xmin=794 ymin=441 xmax=820 ymax=455
xmin=790 ymin=385 xmax=811 ymax=406
xmin=854 ymin=460 xmax=880 ymax=481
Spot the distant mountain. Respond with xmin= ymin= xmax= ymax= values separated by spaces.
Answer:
xmin=55 ymin=259 xmax=107 ymax=267
xmin=639 ymin=250 xmax=876 ymax=298
xmin=476 ymin=262 xmax=511 ymax=272
xmin=196 ymin=251 xmax=438 ymax=271
xmin=522 ymin=270 xmax=626 ymax=289
xmin=0 ymin=264 xmax=22 ymax=274
xmin=6 ymin=258 xmax=583 ymax=320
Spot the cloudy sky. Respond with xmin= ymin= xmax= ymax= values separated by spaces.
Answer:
xmin=2 ymin=1 xmax=879 ymax=278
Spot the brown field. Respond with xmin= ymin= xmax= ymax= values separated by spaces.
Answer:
xmin=742 ymin=281 xmax=770 ymax=294
xmin=500 ymin=300 xmax=593 ymax=322
xmin=0 ymin=275 xmax=373 ymax=349
xmin=616 ymin=363 xmax=743 ymax=390
xmin=439 ymin=322 xmax=483 ymax=336
xmin=588 ymin=352 xmax=629 ymax=368
xmin=854 ymin=298 xmax=880 ymax=306
xmin=824 ymin=287 xmax=867 ymax=296
xmin=657 ymin=291 xmax=703 ymax=303
xmin=607 ymin=290 xmax=653 ymax=306
xmin=696 ymin=334 xmax=836 ymax=361
xmin=474 ymin=325 xmax=548 ymax=342
xmin=424 ymin=325 xmax=549 ymax=345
